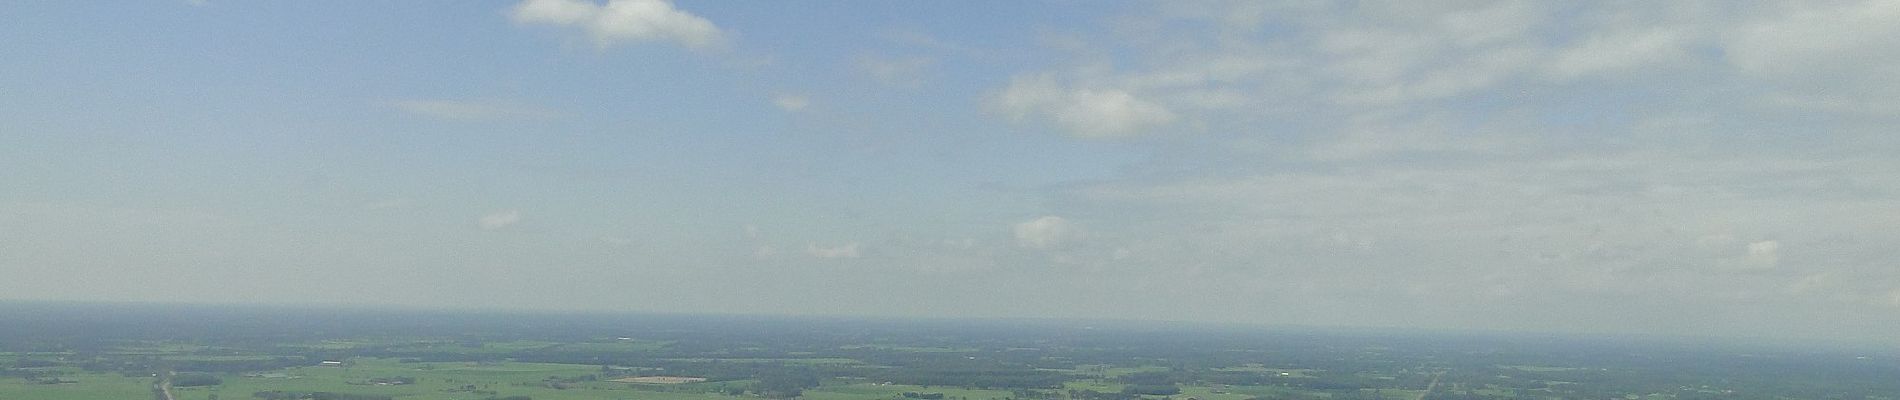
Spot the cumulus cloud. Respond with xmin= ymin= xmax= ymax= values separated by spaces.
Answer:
xmin=805 ymin=242 xmax=862 ymax=259
xmin=509 ymin=0 xmax=726 ymax=50
xmin=990 ymin=75 xmax=1177 ymax=139
xmin=1013 ymin=216 xmax=1080 ymax=249
xmin=389 ymin=99 xmax=559 ymax=121
xmin=478 ymin=210 xmax=522 ymax=230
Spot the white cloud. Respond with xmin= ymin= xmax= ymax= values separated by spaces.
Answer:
xmin=478 ymin=210 xmax=522 ymax=230
xmin=772 ymin=94 xmax=809 ymax=112
xmin=982 ymin=7 xmax=1900 ymax=337
xmin=1723 ymin=1 xmax=1900 ymax=117
xmin=1760 ymin=93 xmax=1900 ymax=116
xmin=1745 ymin=240 xmax=1780 ymax=269
xmin=990 ymin=75 xmax=1177 ymax=139
xmin=510 ymin=0 xmax=726 ymax=50
xmin=805 ymin=242 xmax=862 ymax=259
xmin=1724 ymin=1 xmax=1900 ymax=77
xmin=390 ymin=99 xmax=559 ymax=121
xmin=1303 ymin=111 xmax=1535 ymax=161
xmin=1014 ymin=216 xmax=1080 ymax=249
xmin=1546 ymin=27 xmax=1693 ymax=80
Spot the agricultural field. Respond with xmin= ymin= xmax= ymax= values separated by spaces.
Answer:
xmin=3 ymin=303 xmax=1899 ymax=400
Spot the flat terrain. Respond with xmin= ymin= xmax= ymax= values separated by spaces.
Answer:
xmin=3 ymin=303 xmax=1898 ymax=400
xmin=613 ymin=376 xmax=710 ymax=384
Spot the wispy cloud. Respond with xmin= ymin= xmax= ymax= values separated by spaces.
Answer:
xmin=478 ymin=210 xmax=521 ymax=230
xmin=857 ymin=55 xmax=934 ymax=87
xmin=772 ymin=94 xmax=809 ymax=112
xmin=1013 ymin=216 xmax=1079 ymax=249
xmin=805 ymin=242 xmax=862 ymax=259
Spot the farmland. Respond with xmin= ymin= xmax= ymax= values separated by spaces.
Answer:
xmin=2 ymin=303 xmax=1898 ymax=400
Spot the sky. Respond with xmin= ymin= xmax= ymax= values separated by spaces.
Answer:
xmin=3 ymin=0 xmax=1899 ymax=346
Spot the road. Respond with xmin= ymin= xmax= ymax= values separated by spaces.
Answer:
xmin=154 ymin=370 xmax=176 ymax=400
xmin=1421 ymin=369 xmax=1444 ymax=400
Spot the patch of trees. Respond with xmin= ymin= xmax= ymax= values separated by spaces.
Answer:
xmin=174 ymin=358 xmax=309 ymax=373
xmin=172 ymin=373 xmax=224 ymax=387
xmin=1 ymin=367 xmax=51 ymax=378
xmin=1199 ymin=370 xmax=1295 ymax=386
xmin=11 ymin=359 xmax=59 ymax=368
xmin=1420 ymin=391 xmax=1513 ymax=400
xmin=1325 ymin=390 xmax=1391 ymax=400
xmin=361 ymin=376 xmax=415 ymax=385
xmin=78 ymin=359 xmax=153 ymax=373
xmin=902 ymin=392 xmax=945 ymax=399
xmin=1066 ymin=389 xmax=1141 ymax=400
xmin=1012 ymin=388 xmax=1060 ymax=399
xmin=859 ymin=366 xmax=1070 ymax=389
xmin=1290 ymin=371 xmax=1378 ymax=391
xmin=350 ymin=351 xmax=493 ymax=363
xmin=1115 ymin=371 xmax=1182 ymax=386
xmin=1119 ymin=384 xmax=1181 ymax=396
xmin=753 ymin=368 xmax=820 ymax=398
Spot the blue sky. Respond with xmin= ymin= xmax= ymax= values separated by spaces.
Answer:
xmin=4 ymin=0 xmax=1900 ymax=346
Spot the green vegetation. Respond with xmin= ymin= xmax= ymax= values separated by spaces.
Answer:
xmin=2 ymin=303 xmax=1897 ymax=400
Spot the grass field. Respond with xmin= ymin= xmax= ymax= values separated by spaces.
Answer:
xmin=660 ymin=358 xmax=864 ymax=365
xmin=163 ymin=358 xmax=734 ymax=400
xmin=0 ymin=335 xmax=1407 ymax=400
xmin=0 ymin=369 xmax=155 ymax=400
xmin=804 ymin=382 xmax=1017 ymax=400
xmin=1212 ymin=364 xmax=1317 ymax=378
xmin=130 ymin=357 xmax=1190 ymax=400
xmin=0 ymin=350 xmax=1374 ymax=400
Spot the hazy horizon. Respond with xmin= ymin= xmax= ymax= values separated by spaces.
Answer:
xmin=5 ymin=1 xmax=1900 ymax=347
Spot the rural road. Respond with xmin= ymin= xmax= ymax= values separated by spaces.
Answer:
xmin=155 ymin=371 xmax=176 ymax=400
xmin=1421 ymin=371 xmax=1444 ymax=400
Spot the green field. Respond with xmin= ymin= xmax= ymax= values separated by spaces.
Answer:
xmin=9 ymin=307 xmax=1887 ymax=400
xmin=165 ymin=358 xmax=732 ymax=400
xmin=0 ymin=369 xmax=156 ymax=400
